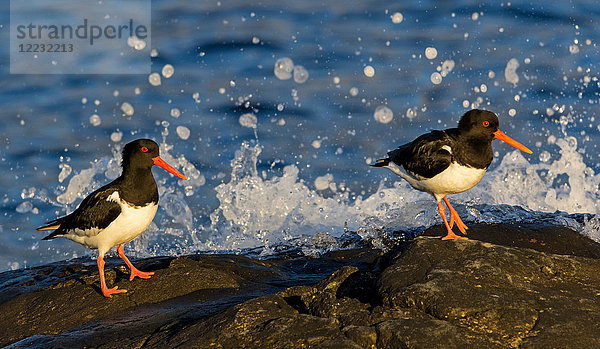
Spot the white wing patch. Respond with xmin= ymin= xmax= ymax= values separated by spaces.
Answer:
xmin=106 ymin=191 xmax=120 ymax=202
xmin=441 ymin=145 xmax=452 ymax=154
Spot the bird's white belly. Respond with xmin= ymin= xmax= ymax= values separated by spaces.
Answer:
xmin=385 ymin=162 xmax=486 ymax=200
xmin=74 ymin=203 xmax=158 ymax=255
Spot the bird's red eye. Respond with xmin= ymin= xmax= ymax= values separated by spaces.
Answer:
xmin=482 ymin=121 xmax=490 ymax=127
xmin=141 ymin=146 xmax=148 ymax=152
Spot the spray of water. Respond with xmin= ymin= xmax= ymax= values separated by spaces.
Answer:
xmin=30 ymin=129 xmax=600 ymax=260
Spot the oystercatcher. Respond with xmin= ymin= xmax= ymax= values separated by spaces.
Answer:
xmin=37 ymin=139 xmax=188 ymax=297
xmin=371 ymin=109 xmax=532 ymax=240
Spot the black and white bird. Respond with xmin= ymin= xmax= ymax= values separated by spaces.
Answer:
xmin=37 ymin=139 xmax=188 ymax=297
xmin=371 ymin=109 xmax=532 ymax=240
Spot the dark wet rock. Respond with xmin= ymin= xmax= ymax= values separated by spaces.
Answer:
xmin=2 ymin=224 xmax=600 ymax=348
xmin=422 ymin=222 xmax=600 ymax=258
xmin=146 ymin=294 xmax=356 ymax=349
xmin=0 ymin=248 xmax=380 ymax=348
xmin=379 ymin=231 xmax=600 ymax=347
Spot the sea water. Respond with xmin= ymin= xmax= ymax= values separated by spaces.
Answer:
xmin=2 ymin=0 xmax=600 ymax=271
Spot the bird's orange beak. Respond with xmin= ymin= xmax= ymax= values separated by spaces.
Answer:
xmin=493 ymin=130 xmax=533 ymax=154
xmin=152 ymin=156 xmax=188 ymax=180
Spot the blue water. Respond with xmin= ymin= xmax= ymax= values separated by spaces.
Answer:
xmin=2 ymin=0 xmax=600 ymax=271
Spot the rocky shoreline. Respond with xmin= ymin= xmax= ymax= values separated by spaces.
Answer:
xmin=2 ymin=223 xmax=600 ymax=348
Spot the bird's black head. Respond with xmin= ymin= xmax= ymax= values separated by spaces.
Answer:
xmin=121 ymin=139 xmax=188 ymax=179
xmin=458 ymin=109 xmax=499 ymax=140
xmin=122 ymin=139 xmax=160 ymax=170
xmin=457 ymin=109 xmax=533 ymax=154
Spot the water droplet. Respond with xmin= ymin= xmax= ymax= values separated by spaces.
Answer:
xmin=16 ymin=201 xmax=33 ymax=213
xmin=569 ymin=45 xmax=580 ymax=54
xmin=539 ymin=150 xmax=551 ymax=163
xmin=374 ymin=106 xmax=393 ymax=124
xmin=120 ymin=102 xmax=134 ymax=116
xmin=127 ymin=36 xmax=146 ymax=50
xmin=349 ymin=87 xmax=359 ymax=96
xmin=176 ymin=126 xmax=190 ymax=140
xmin=274 ymin=57 xmax=294 ymax=80
xmin=111 ymin=131 xmax=123 ymax=142
xmin=239 ymin=113 xmax=258 ymax=128
xmin=430 ymin=72 xmax=442 ymax=85
xmin=508 ymin=108 xmax=516 ymax=117
xmin=148 ymin=73 xmax=161 ymax=86
xmin=391 ymin=12 xmax=403 ymax=23
xmin=89 ymin=114 xmax=101 ymax=126
xmin=363 ymin=65 xmax=375 ymax=77
xmin=293 ymin=65 xmax=309 ymax=83
xmin=162 ymin=64 xmax=174 ymax=78
xmin=170 ymin=108 xmax=181 ymax=118
xmin=134 ymin=39 xmax=146 ymax=50
xmin=560 ymin=115 xmax=569 ymax=126
xmin=505 ymin=58 xmax=520 ymax=86
xmin=425 ymin=47 xmax=437 ymax=59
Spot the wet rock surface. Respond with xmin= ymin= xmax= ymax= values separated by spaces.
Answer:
xmin=2 ymin=223 xmax=600 ymax=348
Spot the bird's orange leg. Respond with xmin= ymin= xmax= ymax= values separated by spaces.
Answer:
xmin=117 ymin=244 xmax=154 ymax=281
xmin=443 ymin=196 xmax=468 ymax=234
xmin=437 ymin=201 xmax=467 ymax=240
xmin=97 ymin=256 xmax=128 ymax=297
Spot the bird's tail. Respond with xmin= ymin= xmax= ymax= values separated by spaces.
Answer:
xmin=37 ymin=218 xmax=65 ymax=240
xmin=37 ymin=218 xmax=61 ymax=231
xmin=370 ymin=158 xmax=390 ymax=167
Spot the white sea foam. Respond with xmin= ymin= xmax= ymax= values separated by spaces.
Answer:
xmin=201 ymin=136 xmax=600 ymax=251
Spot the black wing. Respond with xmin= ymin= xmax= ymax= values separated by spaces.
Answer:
xmin=387 ymin=129 xmax=455 ymax=178
xmin=39 ymin=184 xmax=122 ymax=240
